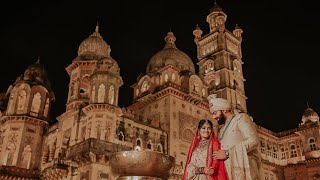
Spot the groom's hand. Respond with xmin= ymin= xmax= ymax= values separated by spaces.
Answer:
xmin=212 ymin=150 xmax=228 ymax=160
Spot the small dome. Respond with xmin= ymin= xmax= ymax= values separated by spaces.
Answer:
xmin=78 ymin=24 xmax=111 ymax=59
xmin=301 ymin=107 xmax=319 ymax=126
xmin=23 ymin=59 xmax=46 ymax=83
xmin=146 ymin=32 xmax=195 ymax=73
xmin=303 ymin=108 xmax=319 ymax=118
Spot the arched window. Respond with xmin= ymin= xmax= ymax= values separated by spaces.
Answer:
xmin=109 ymin=85 xmax=114 ymax=105
xmin=205 ymin=61 xmax=214 ymax=73
xmin=309 ymin=138 xmax=317 ymax=151
xmin=164 ymin=74 xmax=169 ymax=82
xmin=98 ymin=84 xmax=105 ymax=103
xmin=193 ymin=83 xmax=199 ymax=93
xmin=91 ymin=86 xmax=96 ymax=102
xmin=172 ymin=73 xmax=176 ymax=81
xmin=118 ymin=131 xmax=124 ymax=141
xmin=146 ymin=141 xmax=152 ymax=150
xmin=202 ymin=88 xmax=205 ymax=96
xmin=135 ymin=139 xmax=142 ymax=151
xmin=31 ymin=92 xmax=41 ymax=116
xmin=290 ymin=145 xmax=297 ymax=158
xmin=157 ymin=144 xmax=163 ymax=153
xmin=17 ymin=90 xmax=27 ymax=114
xmin=43 ymin=98 xmax=50 ymax=118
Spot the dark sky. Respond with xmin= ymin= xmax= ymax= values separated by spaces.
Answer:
xmin=0 ymin=0 xmax=319 ymax=132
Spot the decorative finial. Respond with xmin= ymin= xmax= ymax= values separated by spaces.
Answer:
xmin=37 ymin=56 xmax=40 ymax=64
xmin=307 ymin=101 xmax=310 ymax=108
xmin=95 ymin=21 xmax=99 ymax=32
xmin=164 ymin=31 xmax=177 ymax=49
xmin=90 ymin=21 xmax=102 ymax=37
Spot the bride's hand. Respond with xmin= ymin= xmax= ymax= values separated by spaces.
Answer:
xmin=204 ymin=167 xmax=215 ymax=175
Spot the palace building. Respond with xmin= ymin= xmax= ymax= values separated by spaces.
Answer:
xmin=0 ymin=2 xmax=319 ymax=180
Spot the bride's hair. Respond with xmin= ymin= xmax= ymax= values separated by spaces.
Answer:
xmin=197 ymin=119 xmax=213 ymax=129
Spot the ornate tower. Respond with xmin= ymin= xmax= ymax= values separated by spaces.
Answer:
xmin=65 ymin=23 xmax=117 ymax=111
xmin=194 ymin=2 xmax=247 ymax=112
xmin=89 ymin=51 xmax=123 ymax=106
xmin=0 ymin=59 xmax=54 ymax=174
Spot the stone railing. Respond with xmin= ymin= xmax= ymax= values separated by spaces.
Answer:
xmin=66 ymin=138 xmax=131 ymax=159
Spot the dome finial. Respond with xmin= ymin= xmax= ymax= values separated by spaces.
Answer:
xmin=90 ymin=21 xmax=102 ymax=37
xmin=164 ymin=31 xmax=177 ymax=49
xmin=95 ymin=21 xmax=99 ymax=32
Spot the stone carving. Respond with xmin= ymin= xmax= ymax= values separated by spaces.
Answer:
xmin=6 ymin=143 xmax=16 ymax=166
xmin=99 ymin=171 xmax=109 ymax=180
xmin=226 ymin=39 xmax=238 ymax=56
xmin=121 ymin=108 xmax=134 ymax=119
xmin=178 ymin=112 xmax=197 ymax=141
xmin=8 ymin=134 xmax=18 ymax=143
xmin=24 ymin=135 xmax=34 ymax=145
xmin=21 ymin=145 xmax=32 ymax=169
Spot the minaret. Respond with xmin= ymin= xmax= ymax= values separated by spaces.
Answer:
xmin=0 ymin=59 xmax=54 ymax=172
xmin=194 ymin=2 xmax=247 ymax=112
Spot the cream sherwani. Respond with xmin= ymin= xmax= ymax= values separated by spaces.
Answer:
xmin=219 ymin=113 xmax=261 ymax=180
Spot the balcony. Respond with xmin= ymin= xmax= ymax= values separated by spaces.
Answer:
xmin=66 ymin=138 xmax=132 ymax=160
xmin=304 ymin=149 xmax=320 ymax=159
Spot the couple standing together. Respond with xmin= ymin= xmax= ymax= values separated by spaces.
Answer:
xmin=182 ymin=95 xmax=261 ymax=180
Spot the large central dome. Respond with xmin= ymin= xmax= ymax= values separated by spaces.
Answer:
xmin=146 ymin=31 xmax=195 ymax=74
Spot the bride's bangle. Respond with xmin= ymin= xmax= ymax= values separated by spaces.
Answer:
xmin=196 ymin=167 xmax=205 ymax=174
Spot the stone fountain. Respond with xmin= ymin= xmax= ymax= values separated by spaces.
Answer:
xmin=110 ymin=150 xmax=175 ymax=180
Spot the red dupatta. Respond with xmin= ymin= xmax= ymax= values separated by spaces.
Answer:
xmin=182 ymin=130 xmax=228 ymax=180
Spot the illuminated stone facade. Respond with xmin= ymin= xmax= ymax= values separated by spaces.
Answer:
xmin=0 ymin=2 xmax=319 ymax=180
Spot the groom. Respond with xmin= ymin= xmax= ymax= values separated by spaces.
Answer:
xmin=208 ymin=94 xmax=261 ymax=180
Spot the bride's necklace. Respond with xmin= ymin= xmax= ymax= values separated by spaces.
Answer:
xmin=198 ymin=139 xmax=209 ymax=148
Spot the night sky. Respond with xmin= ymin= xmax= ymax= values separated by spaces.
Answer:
xmin=0 ymin=0 xmax=319 ymax=132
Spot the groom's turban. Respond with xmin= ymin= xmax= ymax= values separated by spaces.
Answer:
xmin=207 ymin=94 xmax=232 ymax=112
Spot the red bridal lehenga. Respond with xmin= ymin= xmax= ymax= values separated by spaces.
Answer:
xmin=182 ymin=130 xmax=228 ymax=180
